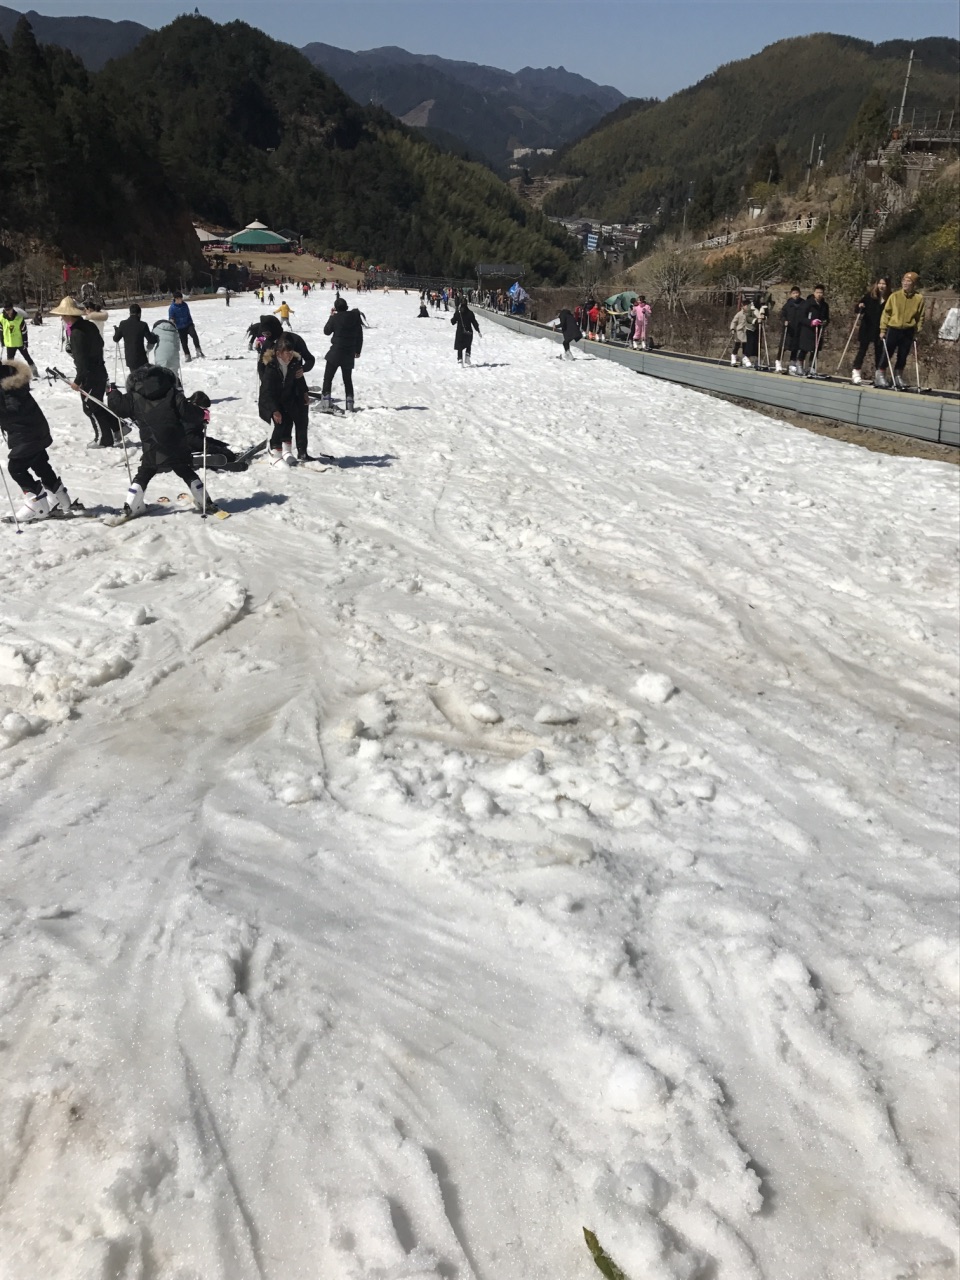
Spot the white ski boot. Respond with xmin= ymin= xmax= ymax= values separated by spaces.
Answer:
xmin=851 ymin=369 xmax=862 ymax=385
xmin=564 ymin=349 xmax=574 ymax=361
xmin=189 ymin=478 xmax=219 ymax=513
xmin=282 ymin=440 xmax=296 ymax=464
xmin=729 ymin=353 xmax=737 ymax=365
xmin=15 ymin=490 xmax=50 ymax=521
xmin=874 ymin=370 xmax=890 ymax=389
xmin=774 ymin=359 xmax=783 ymax=373
xmin=123 ymin=483 xmax=147 ymax=518
xmin=463 ymin=353 xmax=471 ymax=366
xmin=741 ymin=356 xmax=752 ymax=368
xmin=46 ymin=482 xmax=72 ymax=514
xmin=893 ymin=373 xmax=905 ymax=390
xmin=269 ymin=447 xmax=285 ymax=466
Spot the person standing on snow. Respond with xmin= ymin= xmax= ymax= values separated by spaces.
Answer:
xmin=798 ymin=284 xmax=830 ymax=377
xmin=879 ymin=272 xmax=924 ymax=390
xmin=452 ymin=299 xmax=481 ymax=365
xmin=113 ymin=304 xmax=159 ymax=374
xmin=850 ymin=277 xmax=890 ymax=386
xmin=630 ymin=296 xmax=651 ymax=350
xmin=275 ymin=300 xmax=294 ymax=330
xmin=257 ymin=337 xmax=308 ymax=464
xmin=320 ymin=297 xmax=363 ymax=412
xmin=152 ymin=318 xmax=181 ymax=378
xmin=168 ymin=291 xmax=204 ymax=362
xmin=1 ymin=301 xmax=38 ymax=373
xmin=107 ymin=365 xmax=219 ymax=518
xmin=728 ymin=301 xmax=752 ymax=367
xmin=779 ymin=286 xmax=806 ymax=374
xmin=50 ymin=296 xmax=117 ymax=447
xmin=1 ymin=359 xmax=73 ymax=522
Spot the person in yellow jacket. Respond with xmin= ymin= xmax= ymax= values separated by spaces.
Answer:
xmin=1 ymin=301 xmax=38 ymax=373
xmin=879 ymin=272 xmax=924 ymax=389
xmin=275 ymin=301 xmax=294 ymax=330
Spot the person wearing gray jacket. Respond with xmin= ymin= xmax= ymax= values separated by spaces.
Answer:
xmin=152 ymin=318 xmax=181 ymax=377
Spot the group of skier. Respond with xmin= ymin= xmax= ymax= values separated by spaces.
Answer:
xmin=727 ymin=273 xmax=924 ymax=386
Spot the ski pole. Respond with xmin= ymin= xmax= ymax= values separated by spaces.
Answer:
xmin=717 ymin=333 xmax=733 ymax=366
xmin=0 ymin=466 xmax=22 ymax=534
xmin=912 ymin=339 xmax=922 ymax=393
xmin=882 ymin=334 xmax=899 ymax=388
xmin=760 ymin=319 xmax=771 ymax=370
xmin=201 ymin=420 xmax=208 ymax=520
xmin=113 ymin=341 xmax=119 ymax=382
xmin=810 ymin=326 xmax=822 ymax=377
xmin=775 ymin=322 xmax=787 ymax=372
xmin=835 ymin=315 xmax=860 ymax=376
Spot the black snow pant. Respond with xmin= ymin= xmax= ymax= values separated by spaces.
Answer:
xmin=321 ymin=354 xmax=354 ymax=399
xmin=8 ymin=448 xmax=59 ymax=495
xmin=5 ymin=346 xmax=37 ymax=371
xmin=744 ymin=328 xmax=760 ymax=359
xmin=177 ymin=323 xmax=202 ymax=356
xmin=293 ymin=405 xmax=309 ymax=454
xmin=133 ymin=436 xmax=200 ymax=494
xmin=80 ymin=368 xmax=115 ymax=445
xmin=265 ymin=412 xmax=293 ymax=451
xmin=852 ymin=332 xmax=884 ymax=373
xmin=785 ymin=326 xmax=802 ymax=362
xmin=883 ymin=327 xmax=916 ymax=373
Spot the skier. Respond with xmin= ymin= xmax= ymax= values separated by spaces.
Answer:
xmin=417 ymin=301 xmax=429 ymax=318
xmin=553 ymin=309 xmax=582 ymax=359
xmin=168 ymin=291 xmax=204 ymax=361
xmin=850 ymin=278 xmax=890 ymax=385
xmin=799 ymin=285 xmax=830 ymax=377
xmin=1 ymin=359 xmax=72 ymax=521
xmin=630 ymin=296 xmax=651 ymax=350
xmin=779 ymin=286 xmax=806 ymax=374
xmin=728 ymin=301 xmax=752 ymax=366
xmin=249 ymin=315 xmax=317 ymax=461
xmin=257 ymin=337 xmax=308 ymax=464
xmin=152 ymin=318 xmax=181 ymax=377
xmin=113 ymin=304 xmax=159 ymax=373
xmin=1 ymin=301 xmax=38 ymax=373
xmin=106 ymin=364 xmax=219 ymax=518
xmin=744 ymin=294 xmax=767 ymax=366
xmin=879 ymin=272 xmax=924 ymax=390
xmin=452 ymin=299 xmax=481 ymax=364
xmin=50 ymin=296 xmax=117 ymax=447
xmin=320 ymin=297 xmax=363 ymax=412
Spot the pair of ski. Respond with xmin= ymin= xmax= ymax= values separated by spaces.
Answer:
xmin=102 ymin=494 xmax=231 ymax=527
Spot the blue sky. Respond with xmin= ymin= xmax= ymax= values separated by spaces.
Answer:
xmin=5 ymin=0 xmax=957 ymax=96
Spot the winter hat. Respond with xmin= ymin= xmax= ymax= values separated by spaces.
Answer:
xmin=334 ymin=298 xmax=348 ymax=312
xmin=50 ymin=296 xmax=84 ymax=317
xmin=903 ymin=272 xmax=920 ymax=285
xmin=188 ymin=391 xmax=211 ymax=408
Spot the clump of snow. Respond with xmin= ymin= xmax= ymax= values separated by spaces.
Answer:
xmin=634 ymin=670 xmax=677 ymax=703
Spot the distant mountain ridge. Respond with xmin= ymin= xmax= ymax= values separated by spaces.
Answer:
xmin=0 ymin=5 xmax=628 ymax=167
xmin=0 ymin=4 xmax=147 ymax=69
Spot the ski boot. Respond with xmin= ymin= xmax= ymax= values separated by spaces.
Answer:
xmin=189 ymin=479 xmax=220 ymax=514
xmin=46 ymin=482 xmax=72 ymax=514
xmin=345 ymin=397 xmax=355 ymax=411
xmin=874 ymin=371 xmax=890 ymax=389
xmin=851 ymin=369 xmax=862 ymax=385
xmin=123 ymin=483 xmax=147 ymax=519
xmin=15 ymin=490 xmax=50 ymax=522
xmin=282 ymin=440 xmax=296 ymax=463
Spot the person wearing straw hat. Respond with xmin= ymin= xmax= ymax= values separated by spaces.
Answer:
xmin=50 ymin=296 xmax=117 ymax=447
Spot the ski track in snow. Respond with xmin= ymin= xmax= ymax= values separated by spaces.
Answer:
xmin=0 ymin=296 xmax=956 ymax=1280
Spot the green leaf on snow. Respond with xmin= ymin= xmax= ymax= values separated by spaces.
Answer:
xmin=583 ymin=1227 xmax=632 ymax=1280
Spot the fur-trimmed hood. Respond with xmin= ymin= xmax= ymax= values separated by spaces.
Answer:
xmin=84 ymin=310 xmax=109 ymax=324
xmin=0 ymin=359 xmax=32 ymax=391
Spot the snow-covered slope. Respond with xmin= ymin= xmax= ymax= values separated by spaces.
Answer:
xmin=0 ymin=294 xmax=957 ymax=1280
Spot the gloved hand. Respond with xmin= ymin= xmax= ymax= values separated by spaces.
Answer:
xmin=202 ymin=409 xmax=210 ymax=423
xmin=810 ymin=318 xmax=823 ymax=327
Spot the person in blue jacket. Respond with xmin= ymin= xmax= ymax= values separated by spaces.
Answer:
xmin=168 ymin=291 xmax=204 ymax=362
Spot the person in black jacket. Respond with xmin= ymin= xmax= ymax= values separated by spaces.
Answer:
xmin=107 ymin=364 xmax=219 ymax=517
xmin=798 ymin=285 xmax=830 ymax=377
xmin=850 ymin=277 xmax=890 ymax=386
xmin=553 ymin=309 xmax=582 ymax=359
xmin=247 ymin=314 xmax=317 ymax=456
xmin=779 ymin=286 xmax=806 ymax=374
xmin=0 ymin=360 xmax=72 ymax=521
xmin=113 ymin=304 xmax=159 ymax=373
xmin=257 ymin=338 xmax=310 ymax=463
xmin=50 ymin=296 xmax=117 ymax=447
xmin=452 ymin=300 xmax=481 ymax=365
xmin=321 ymin=297 xmax=363 ymax=411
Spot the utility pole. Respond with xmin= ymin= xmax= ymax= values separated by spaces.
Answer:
xmin=897 ymin=47 xmax=914 ymax=127
xmin=804 ymin=133 xmax=815 ymax=194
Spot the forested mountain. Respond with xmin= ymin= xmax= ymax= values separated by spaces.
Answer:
xmin=300 ymin=43 xmax=627 ymax=166
xmin=0 ymin=3 xmax=146 ymax=69
xmin=44 ymin=15 xmax=569 ymax=281
xmin=0 ymin=19 xmax=198 ymax=267
xmin=543 ymin=34 xmax=959 ymax=226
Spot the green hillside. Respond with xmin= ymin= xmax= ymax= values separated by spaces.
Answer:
xmin=543 ymin=34 xmax=959 ymax=226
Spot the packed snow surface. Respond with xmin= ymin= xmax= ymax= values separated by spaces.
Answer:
xmin=0 ymin=293 xmax=957 ymax=1280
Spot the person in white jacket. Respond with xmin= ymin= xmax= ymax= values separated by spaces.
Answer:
xmin=151 ymin=318 xmax=182 ymax=377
